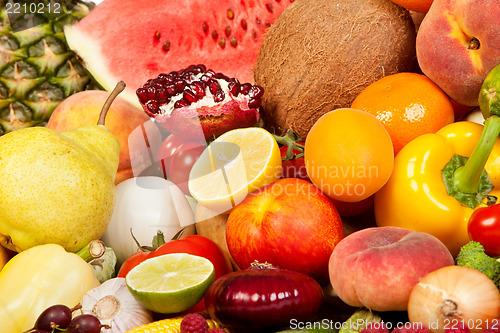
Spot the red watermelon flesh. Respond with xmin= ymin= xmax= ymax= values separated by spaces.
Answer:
xmin=64 ymin=0 xmax=293 ymax=108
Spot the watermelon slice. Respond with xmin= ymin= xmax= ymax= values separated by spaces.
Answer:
xmin=64 ymin=0 xmax=293 ymax=108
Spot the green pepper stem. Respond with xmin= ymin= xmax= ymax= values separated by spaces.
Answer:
xmin=76 ymin=240 xmax=106 ymax=263
xmin=454 ymin=115 xmax=500 ymax=193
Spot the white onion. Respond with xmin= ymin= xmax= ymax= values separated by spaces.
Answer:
xmin=101 ymin=176 xmax=195 ymax=265
xmin=408 ymin=265 xmax=500 ymax=333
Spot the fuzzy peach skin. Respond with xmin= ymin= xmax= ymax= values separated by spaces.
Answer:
xmin=416 ymin=0 xmax=500 ymax=106
xmin=47 ymin=91 xmax=156 ymax=184
xmin=329 ymin=226 xmax=454 ymax=311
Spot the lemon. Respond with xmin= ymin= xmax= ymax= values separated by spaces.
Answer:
xmin=126 ymin=253 xmax=214 ymax=314
xmin=189 ymin=127 xmax=282 ymax=213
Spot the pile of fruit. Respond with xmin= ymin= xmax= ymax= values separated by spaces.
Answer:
xmin=1 ymin=0 xmax=500 ymax=332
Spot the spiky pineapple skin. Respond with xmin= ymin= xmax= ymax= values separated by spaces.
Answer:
xmin=0 ymin=0 xmax=99 ymax=135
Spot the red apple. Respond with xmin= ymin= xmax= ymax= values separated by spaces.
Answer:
xmin=226 ymin=178 xmax=345 ymax=283
xmin=416 ymin=0 xmax=500 ymax=106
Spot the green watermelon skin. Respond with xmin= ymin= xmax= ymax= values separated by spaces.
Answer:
xmin=64 ymin=0 xmax=293 ymax=108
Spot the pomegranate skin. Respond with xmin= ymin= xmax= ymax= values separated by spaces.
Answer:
xmin=137 ymin=65 xmax=262 ymax=140
xmin=204 ymin=265 xmax=323 ymax=329
xmin=154 ymin=99 xmax=260 ymax=140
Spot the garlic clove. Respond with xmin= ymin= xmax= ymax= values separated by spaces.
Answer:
xmin=81 ymin=277 xmax=153 ymax=332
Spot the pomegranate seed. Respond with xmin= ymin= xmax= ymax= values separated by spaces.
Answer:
xmin=208 ymin=79 xmax=221 ymax=95
xmin=191 ymin=81 xmax=206 ymax=99
xmin=196 ymin=64 xmax=207 ymax=73
xmin=228 ymin=82 xmax=241 ymax=96
xmin=146 ymin=100 xmax=160 ymax=114
xmin=240 ymin=83 xmax=252 ymax=95
xmin=168 ymin=71 xmax=179 ymax=77
xmin=136 ymin=88 xmax=148 ymax=104
xmin=217 ymin=73 xmax=230 ymax=82
xmin=174 ymin=99 xmax=191 ymax=108
xmin=174 ymin=79 xmax=186 ymax=93
xmin=146 ymin=85 xmax=156 ymax=99
xmin=248 ymin=85 xmax=264 ymax=99
xmin=145 ymin=79 xmax=154 ymax=85
xmin=213 ymin=90 xmax=225 ymax=102
xmin=200 ymin=75 xmax=212 ymax=84
xmin=183 ymin=89 xmax=198 ymax=103
xmin=166 ymin=84 xmax=176 ymax=96
xmin=248 ymin=98 xmax=261 ymax=108
xmin=158 ymin=87 xmax=171 ymax=102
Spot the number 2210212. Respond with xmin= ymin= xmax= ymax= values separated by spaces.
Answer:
xmin=6 ymin=2 xmax=62 ymax=14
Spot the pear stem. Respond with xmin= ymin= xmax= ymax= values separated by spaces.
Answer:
xmin=97 ymin=81 xmax=126 ymax=126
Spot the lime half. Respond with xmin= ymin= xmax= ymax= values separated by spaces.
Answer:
xmin=126 ymin=253 xmax=214 ymax=313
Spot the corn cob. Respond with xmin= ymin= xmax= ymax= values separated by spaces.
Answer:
xmin=124 ymin=315 xmax=230 ymax=333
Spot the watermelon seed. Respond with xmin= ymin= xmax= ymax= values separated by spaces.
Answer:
xmin=219 ymin=38 xmax=226 ymax=48
xmin=163 ymin=41 xmax=171 ymax=52
xmin=225 ymin=26 xmax=231 ymax=37
xmin=202 ymin=22 xmax=209 ymax=34
xmin=227 ymin=8 xmax=234 ymax=20
xmin=230 ymin=37 xmax=237 ymax=47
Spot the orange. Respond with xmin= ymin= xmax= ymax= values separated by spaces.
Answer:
xmin=304 ymin=108 xmax=394 ymax=203
xmin=389 ymin=0 xmax=434 ymax=13
xmin=351 ymin=72 xmax=454 ymax=155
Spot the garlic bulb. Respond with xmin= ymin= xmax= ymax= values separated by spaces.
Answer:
xmin=81 ymin=277 xmax=153 ymax=332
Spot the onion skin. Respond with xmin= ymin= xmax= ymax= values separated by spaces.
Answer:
xmin=204 ymin=264 xmax=323 ymax=328
xmin=408 ymin=265 xmax=500 ymax=333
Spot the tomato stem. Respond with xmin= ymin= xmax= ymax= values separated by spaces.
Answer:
xmin=273 ymin=129 xmax=305 ymax=161
xmin=453 ymin=115 xmax=500 ymax=193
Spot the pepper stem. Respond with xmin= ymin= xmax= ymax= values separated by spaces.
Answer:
xmin=454 ymin=115 xmax=500 ymax=193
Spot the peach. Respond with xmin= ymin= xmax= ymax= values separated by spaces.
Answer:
xmin=416 ymin=0 xmax=500 ymax=106
xmin=329 ymin=226 xmax=454 ymax=311
xmin=47 ymin=90 xmax=157 ymax=184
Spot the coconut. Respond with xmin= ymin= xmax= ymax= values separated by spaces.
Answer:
xmin=254 ymin=0 xmax=417 ymax=138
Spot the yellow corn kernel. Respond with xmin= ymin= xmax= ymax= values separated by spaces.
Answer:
xmin=124 ymin=315 xmax=230 ymax=333
xmin=124 ymin=316 xmax=183 ymax=333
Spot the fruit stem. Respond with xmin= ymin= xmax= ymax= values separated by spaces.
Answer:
xmin=76 ymin=240 xmax=107 ymax=263
xmin=97 ymin=81 xmax=126 ymax=126
xmin=453 ymin=115 xmax=500 ymax=193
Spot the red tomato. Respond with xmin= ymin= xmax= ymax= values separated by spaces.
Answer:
xmin=468 ymin=204 xmax=500 ymax=257
xmin=168 ymin=142 xmax=206 ymax=195
xmin=117 ymin=235 xmax=233 ymax=311
xmin=279 ymin=143 xmax=310 ymax=181
xmin=157 ymin=134 xmax=189 ymax=176
xmin=157 ymin=134 xmax=204 ymax=175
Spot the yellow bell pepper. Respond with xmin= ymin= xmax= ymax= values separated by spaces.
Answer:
xmin=375 ymin=119 xmax=500 ymax=256
xmin=0 ymin=243 xmax=100 ymax=333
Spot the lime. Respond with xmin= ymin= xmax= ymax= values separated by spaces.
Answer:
xmin=125 ymin=253 xmax=214 ymax=313
xmin=479 ymin=63 xmax=500 ymax=118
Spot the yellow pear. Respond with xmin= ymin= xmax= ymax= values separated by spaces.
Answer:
xmin=0 ymin=83 xmax=124 ymax=253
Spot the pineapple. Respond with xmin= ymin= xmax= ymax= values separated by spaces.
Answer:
xmin=0 ymin=0 xmax=98 ymax=135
